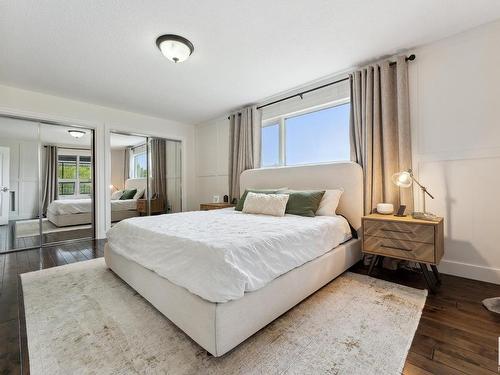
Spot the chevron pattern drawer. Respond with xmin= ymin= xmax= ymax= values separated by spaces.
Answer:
xmin=364 ymin=220 xmax=434 ymax=244
xmin=362 ymin=214 xmax=444 ymax=265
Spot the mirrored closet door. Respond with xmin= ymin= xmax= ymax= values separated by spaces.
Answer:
xmin=149 ymin=138 xmax=182 ymax=214
xmin=40 ymin=123 xmax=94 ymax=245
xmin=0 ymin=117 xmax=41 ymax=252
xmin=110 ymin=132 xmax=148 ymax=224
xmin=0 ymin=115 xmax=95 ymax=253
xmin=109 ymin=132 xmax=182 ymax=226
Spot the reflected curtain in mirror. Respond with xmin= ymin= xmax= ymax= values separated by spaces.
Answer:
xmin=42 ymin=145 xmax=58 ymax=216
xmin=123 ymin=146 xmax=131 ymax=184
xmin=150 ymin=138 xmax=167 ymax=212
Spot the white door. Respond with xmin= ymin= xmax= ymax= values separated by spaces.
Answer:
xmin=0 ymin=147 xmax=10 ymax=225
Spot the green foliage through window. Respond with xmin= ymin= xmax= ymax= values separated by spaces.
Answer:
xmin=57 ymin=154 xmax=92 ymax=197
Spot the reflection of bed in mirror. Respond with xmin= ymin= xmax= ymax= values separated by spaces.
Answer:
xmin=47 ymin=178 xmax=146 ymax=227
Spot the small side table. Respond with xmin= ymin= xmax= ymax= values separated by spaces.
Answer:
xmin=200 ymin=203 xmax=235 ymax=211
xmin=137 ymin=198 xmax=165 ymax=215
xmin=362 ymin=213 xmax=444 ymax=293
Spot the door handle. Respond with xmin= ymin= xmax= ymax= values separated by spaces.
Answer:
xmin=1 ymin=187 xmax=9 ymax=192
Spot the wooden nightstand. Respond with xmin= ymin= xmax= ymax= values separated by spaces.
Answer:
xmin=200 ymin=203 xmax=235 ymax=211
xmin=362 ymin=213 xmax=444 ymax=293
xmin=137 ymin=198 xmax=165 ymax=215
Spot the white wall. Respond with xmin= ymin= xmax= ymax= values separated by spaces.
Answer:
xmin=110 ymin=149 xmax=125 ymax=190
xmin=195 ymin=116 xmax=230 ymax=207
xmin=409 ymin=19 xmax=500 ymax=284
xmin=0 ymin=84 xmax=197 ymax=239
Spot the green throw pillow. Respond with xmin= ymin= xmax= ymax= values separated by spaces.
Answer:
xmin=235 ymin=189 xmax=280 ymax=211
xmin=120 ymin=188 xmax=137 ymax=200
xmin=284 ymin=190 xmax=325 ymax=217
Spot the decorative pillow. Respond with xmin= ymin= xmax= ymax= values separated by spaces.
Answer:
xmin=133 ymin=188 xmax=145 ymax=200
xmin=315 ymin=189 xmax=344 ymax=216
xmin=120 ymin=188 xmax=137 ymax=200
xmin=111 ymin=190 xmax=123 ymax=200
xmin=235 ymin=188 xmax=288 ymax=211
xmin=283 ymin=190 xmax=325 ymax=217
xmin=242 ymin=192 xmax=289 ymax=217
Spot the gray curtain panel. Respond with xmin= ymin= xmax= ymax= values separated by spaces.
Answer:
xmin=350 ymin=55 xmax=413 ymax=215
xmin=123 ymin=147 xmax=131 ymax=184
xmin=42 ymin=145 xmax=58 ymax=216
xmin=150 ymin=138 xmax=167 ymax=212
xmin=228 ymin=106 xmax=261 ymax=201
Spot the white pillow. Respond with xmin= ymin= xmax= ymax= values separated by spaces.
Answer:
xmin=133 ymin=188 xmax=145 ymax=200
xmin=242 ymin=192 xmax=289 ymax=217
xmin=111 ymin=190 xmax=123 ymax=200
xmin=315 ymin=189 xmax=344 ymax=216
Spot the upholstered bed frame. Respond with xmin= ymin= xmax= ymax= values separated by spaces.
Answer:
xmin=104 ymin=162 xmax=363 ymax=356
xmin=48 ymin=178 xmax=146 ymax=227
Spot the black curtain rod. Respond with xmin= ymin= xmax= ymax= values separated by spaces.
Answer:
xmin=227 ymin=54 xmax=415 ymax=118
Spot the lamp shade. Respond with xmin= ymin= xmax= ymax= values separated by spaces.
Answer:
xmin=392 ymin=171 xmax=413 ymax=188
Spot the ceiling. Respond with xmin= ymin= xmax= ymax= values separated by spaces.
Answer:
xmin=110 ymin=133 xmax=146 ymax=150
xmin=0 ymin=117 xmax=93 ymax=147
xmin=1 ymin=1 xmax=500 ymax=125
xmin=0 ymin=117 xmax=157 ymax=149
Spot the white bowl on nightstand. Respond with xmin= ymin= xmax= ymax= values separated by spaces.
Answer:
xmin=376 ymin=203 xmax=394 ymax=215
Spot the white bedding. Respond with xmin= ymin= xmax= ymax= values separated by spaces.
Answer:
xmin=107 ymin=208 xmax=352 ymax=303
xmin=48 ymin=198 xmax=137 ymax=215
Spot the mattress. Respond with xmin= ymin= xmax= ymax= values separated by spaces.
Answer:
xmin=47 ymin=198 xmax=137 ymax=215
xmin=106 ymin=208 xmax=352 ymax=303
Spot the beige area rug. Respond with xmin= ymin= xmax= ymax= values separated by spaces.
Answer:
xmin=22 ymin=259 xmax=427 ymax=375
xmin=15 ymin=218 xmax=91 ymax=238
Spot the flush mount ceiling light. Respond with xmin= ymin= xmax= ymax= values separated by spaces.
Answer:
xmin=68 ymin=130 xmax=86 ymax=139
xmin=156 ymin=34 xmax=194 ymax=63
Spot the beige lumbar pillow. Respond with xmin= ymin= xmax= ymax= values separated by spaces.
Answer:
xmin=242 ymin=192 xmax=289 ymax=217
xmin=315 ymin=189 xmax=344 ymax=216
xmin=111 ymin=190 xmax=124 ymax=200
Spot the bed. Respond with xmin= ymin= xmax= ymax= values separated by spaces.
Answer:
xmin=47 ymin=178 xmax=146 ymax=227
xmin=105 ymin=162 xmax=363 ymax=357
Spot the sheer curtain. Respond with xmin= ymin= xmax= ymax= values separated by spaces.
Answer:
xmin=228 ymin=106 xmax=261 ymax=201
xmin=123 ymin=147 xmax=131 ymax=184
xmin=349 ymin=55 xmax=413 ymax=215
xmin=150 ymin=138 xmax=167 ymax=212
xmin=42 ymin=145 xmax=58 ymax=216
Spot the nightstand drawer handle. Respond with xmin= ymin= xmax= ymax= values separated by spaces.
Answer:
xmin=381 ymin=228 xmax=412 ymax=234
xmin=381 ymin=244 xmax=413 ymax=252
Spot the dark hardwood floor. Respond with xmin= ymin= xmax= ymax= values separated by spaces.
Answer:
xmin=351 ymin=263 xmax=500 ymax=375
xmin=1 ymin=242 xmax=499 ymax=374
xmin=0 ymin=239 xmax=105 ymax=375
xmin=0 ymin=221 xmax=93 ymax=253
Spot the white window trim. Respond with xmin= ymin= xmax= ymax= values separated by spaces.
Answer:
xmin=261 ymin=97 xmax=350 ymax=168
xmin=130 ymin=150 xmax=147 ymax=179
xmin=58 ymin=153 xmax=92 ymax=199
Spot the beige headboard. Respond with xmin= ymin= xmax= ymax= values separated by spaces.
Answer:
xmin=240 ymin=162 xmax=364 ymax=231
xmin=124 ymin=178 xmax=147 ymax=192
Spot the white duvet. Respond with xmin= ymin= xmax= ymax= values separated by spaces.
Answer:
xmin=107 ymin=208 xmax=352 ymax=303
xmin=47 ymin=198 xmax=137 ymax=215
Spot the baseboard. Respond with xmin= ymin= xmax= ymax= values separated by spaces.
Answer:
xmin=439 ymin=259 xmax=500 ymax=285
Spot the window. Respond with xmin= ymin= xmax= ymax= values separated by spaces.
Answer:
xmin=57 ymin=154 xmax=92 ymax=198
xmin=261 ymin=102 xmax=350 ymax=167
xmin=132 ymin=152 xmax=147 ymax=178
xmin=261 ymin=123 xmax=280 ymax=167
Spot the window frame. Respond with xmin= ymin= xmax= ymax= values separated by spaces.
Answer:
xmin=261 ymin=98 xmax=350 ymax=168
xmin=57 ymin=153 xmax=92 ymax=199
xmin=130 ymin=149 xmax=148 ymax=179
